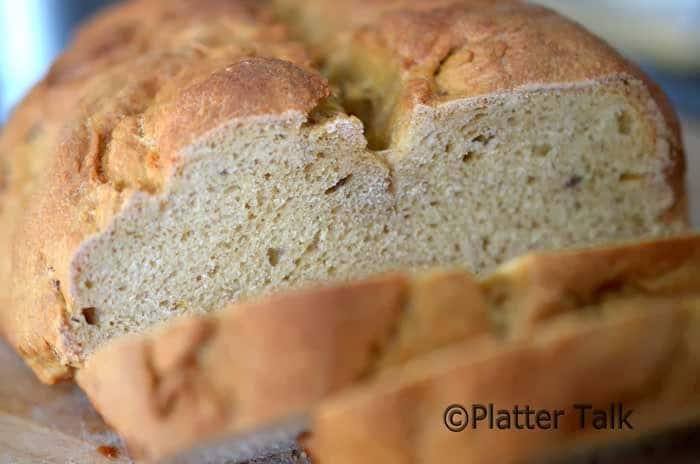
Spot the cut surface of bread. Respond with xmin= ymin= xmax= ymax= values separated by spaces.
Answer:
xmin=76 ymin=234 xmax=700 ymax=460
xmin=1 ymin=0 xmax=687 ymax=383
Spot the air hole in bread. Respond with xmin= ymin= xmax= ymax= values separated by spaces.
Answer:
xmin=267 ymin=248 xmax=281 ymax=267
xmin=619 ymin=172 xmax=644 ymax=183
xmin=617 ymin=111 xmax=632 ymax=135
xmin=324 ymin=174 xmax=352 ymax=194
xmin=472 ymin=134 xmax=493 ymax=145
xmin=462 ymin=151 xmax=475 ymax=163
xmin=533 ymin=143 xmax=552 ymax=157
xmin=82 ymin=307 xmax=98 ymax=325
xmin=565 ymin=175 xmax=583 ymax=189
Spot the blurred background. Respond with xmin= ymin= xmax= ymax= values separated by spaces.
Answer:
xmin=0 ymin=0 xmax=698 ymax=218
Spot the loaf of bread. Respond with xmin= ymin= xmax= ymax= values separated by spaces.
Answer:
xmin=76 ymin=233 xmax=700 ymax=460
xmin=0 ymin=0 xmax=687 ymax=383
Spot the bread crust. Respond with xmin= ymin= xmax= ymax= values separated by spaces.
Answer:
xmin=77 ymin=270 xmax=488 ymax=459
xmin=77 ymin=234 xmax=700 ymax=460
xmin=306 ymin=297 xmax=700 ymax=464
xmin=483 ymin=233 xmax=700 ymax=334
xmin=2 ymin=0 xmax=688 ymax=383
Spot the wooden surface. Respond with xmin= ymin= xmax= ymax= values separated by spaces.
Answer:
xmin=0 ymin=339 xmax=131 ymax=463
xmin=0 ymin=117 xmax=698 ymax=464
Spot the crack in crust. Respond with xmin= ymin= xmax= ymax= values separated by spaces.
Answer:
xmin=144 ymin=320 xmax=223 ymax=419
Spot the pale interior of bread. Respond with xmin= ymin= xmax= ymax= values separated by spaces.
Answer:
xmin=65 ymin=78 xmax=680 ymax=358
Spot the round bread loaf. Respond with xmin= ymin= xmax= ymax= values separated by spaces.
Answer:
xmin=0 ymin=0 xmax=687 ymax=383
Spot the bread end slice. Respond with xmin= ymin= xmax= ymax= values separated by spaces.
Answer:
xmin=305 ymin=296 xmax=700 ymax=464
xmin=77 ymin=269 xmax=488 ymax=459
xmin=78 ymin=234 xmax=700 ymax=460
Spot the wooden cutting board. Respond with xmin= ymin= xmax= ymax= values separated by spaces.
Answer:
xmin=0 ymin=339 xmax=131 ymax=463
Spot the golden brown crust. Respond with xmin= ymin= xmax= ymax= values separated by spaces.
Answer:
xmin=45 ymin=0 xmax=267 ymax=87
xmin=77 ymin=234 xmax=700 ymax=460
xmin=151 ymin=58 xmax=329 ymax=155
xmin=306 ymin=297 xmax=700 ymax=464
xmin=483 ymin=233 xmax=700 ymax=334
xmin=354 ymin=2 xmax=632 ymax=99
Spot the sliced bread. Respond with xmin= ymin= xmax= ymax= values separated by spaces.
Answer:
xmin=77 ymin=234 xmax=700 ymax=460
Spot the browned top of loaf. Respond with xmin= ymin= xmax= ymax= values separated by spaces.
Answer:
xmin=152 ymin=58 xmax=329 ymax=155
xmin=356 ymin=2 xmax=636 ymax=97
xmin=1 ymin=0 xmax=686 ymax=383
xmin=287 ymin=0 xmax=680 ymax=135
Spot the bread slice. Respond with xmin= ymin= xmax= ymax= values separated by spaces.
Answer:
xmin=76 ymin=269 xmax=488 ymax=459
xmin=2 ymin=0 xmax=687 ymax=383
xmin=305 ymin=296 xmax=700 ymax=464
xmin=76 ymin=234 xmax=700 ymax=460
